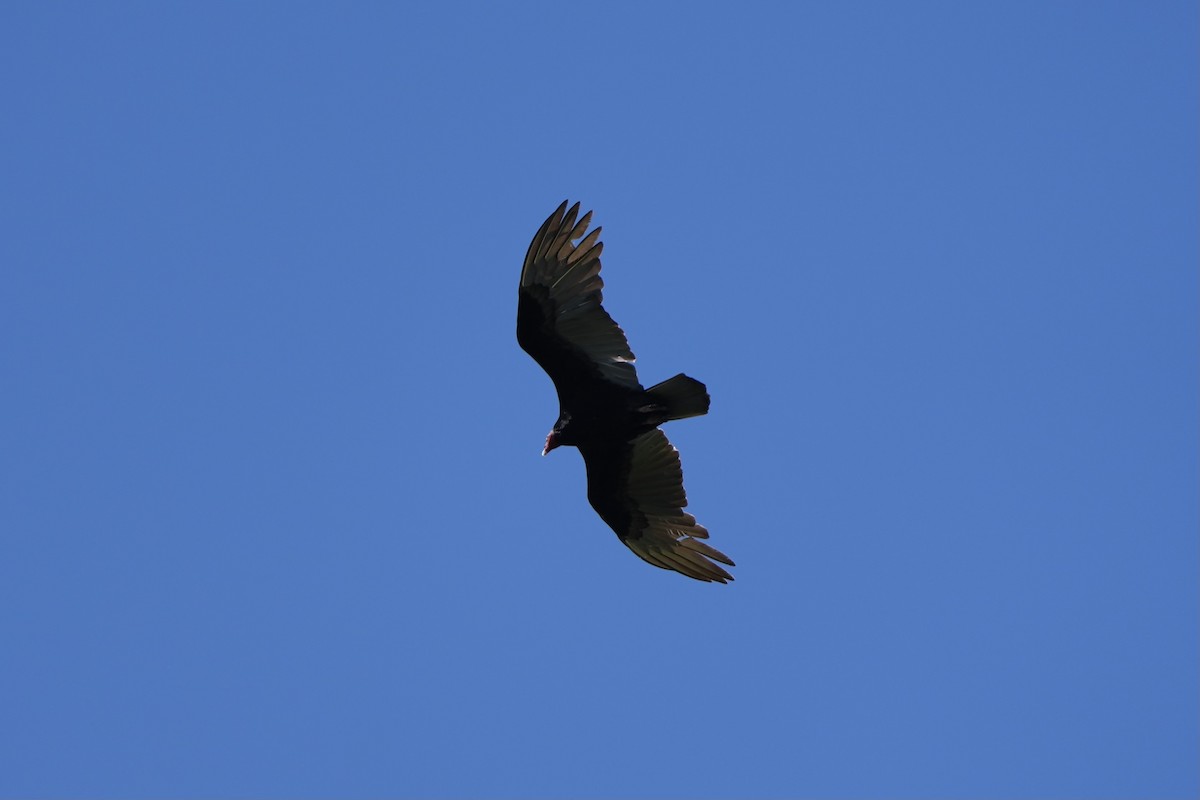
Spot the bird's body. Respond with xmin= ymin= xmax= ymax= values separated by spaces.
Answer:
xmin=516 ymin=201 xmax=734 ymax=583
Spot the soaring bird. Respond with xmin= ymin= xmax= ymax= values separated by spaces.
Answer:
xmin=516 ymin=201 xmax=734 ymax=583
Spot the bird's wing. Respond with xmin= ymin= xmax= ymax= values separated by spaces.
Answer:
xmin=582 ymin=430 xmax=734 ymax=583
xmin=517 ymin=201 xmax=641 ymax=391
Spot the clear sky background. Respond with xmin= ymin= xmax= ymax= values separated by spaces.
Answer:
xmin=1 ymin=2 xmax=1196 ymax=798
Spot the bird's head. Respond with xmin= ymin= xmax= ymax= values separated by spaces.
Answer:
xmin=542 ymin=415 xmax=570 ymax=456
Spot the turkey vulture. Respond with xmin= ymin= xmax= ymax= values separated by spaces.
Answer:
xmin=517 ymin=201 xmax=734 ymax=583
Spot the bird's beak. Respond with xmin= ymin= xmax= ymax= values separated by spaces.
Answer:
xmin=542 ymin=431 xmax=559 ymax=456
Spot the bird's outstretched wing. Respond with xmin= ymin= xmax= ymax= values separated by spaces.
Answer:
xmin=582 ymin=430 xmax=734 ymax=583
xmin=517 ymin=201 xmax=641 ymax=391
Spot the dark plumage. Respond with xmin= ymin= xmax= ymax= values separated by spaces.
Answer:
xmin=517 ymin=201 xmax=734 ymax=583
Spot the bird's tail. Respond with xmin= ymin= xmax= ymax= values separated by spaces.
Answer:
xmin=645 ymin=374 xmax=710 ymax=421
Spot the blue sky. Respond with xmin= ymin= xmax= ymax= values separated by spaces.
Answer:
xmin=2 ymin=2 xmax=1196 ymax=797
